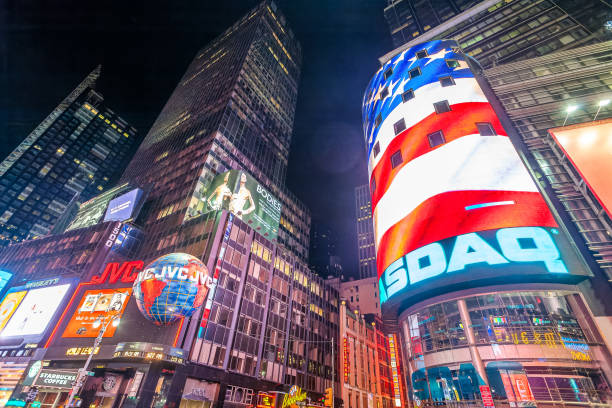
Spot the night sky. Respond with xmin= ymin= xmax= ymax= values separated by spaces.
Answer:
xmin=0 ymin=0 xmax=391 ymax=277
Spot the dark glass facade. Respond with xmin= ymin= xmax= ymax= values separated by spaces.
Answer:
xmin=119 ymin=0 xmax=310 ymax=262
xmin=483 ymin=40 xmax=612 ymax=281
xmin=382 ymin=0 xmax=612 ymax=68
xmin=355 ymin=185 xmax=376 ymax=279
xmin=0 ymin=66 xmax=138 ymax=245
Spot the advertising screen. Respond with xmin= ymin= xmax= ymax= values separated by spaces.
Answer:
xmin=549 ymin=120 xmax=612 ymax=217
xmin=0 ymin=284 xmax=71 ymax=337
xmin=62 ymin=288 xmax=131 ymax=338
xmin=362 ymin=40 xmax=587 ymax=307
xmin=185 ymin=169 xmax=282 ymax=240
xmin=0 ymin=291 xmax=26 ymax=332
xmin=103 ymin=188 xmax=144 ymax=222
xmin=66 ymin=183 xmax=131 ymax=231
xmin=0 ymin=271 xmax=12 ymax=296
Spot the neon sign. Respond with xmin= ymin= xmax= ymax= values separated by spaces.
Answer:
xmin=282 ymin=386 xmax=307 ymax=408
xmin=90 ymin=260 xmax=144 ymax=284
xmin=380 ymin=227 xmax=570 ymax=303
xmin=388 ymin=334 xmax=402 ymax=407
xmin=343 ymin=337 xmax=350 ymax=383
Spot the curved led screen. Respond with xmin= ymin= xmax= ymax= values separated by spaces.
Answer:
xmin=362 ymin=39 xmax=588 ymax=307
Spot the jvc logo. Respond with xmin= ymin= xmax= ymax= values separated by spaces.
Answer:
xmin=381 ymin=227 xmax=568 ymax=301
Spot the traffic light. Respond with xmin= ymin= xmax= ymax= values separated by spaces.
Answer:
xmin=324 ymin=388 xmax=333 ymax=407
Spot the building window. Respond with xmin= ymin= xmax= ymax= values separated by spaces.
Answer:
xmin=477 ymin=122 xmax=496 ymax=136
xmin=433 ymin=100 xmax=451 ymax=114
xmin=446 ymin=59 xmax=460 ymax=68
xmin=409 ymin=67 xmax=421 ymax=79
xmin=380 ymin=87 xmax=389 ymax=99
xmin=374 ymin=114 xmax=382 ymax=128
xmin=393 ymin=119 xmax=406 ymax=135
xmin=439 ymin=76 xmax=455 ymax=87
xmin=390 ymin=150 xmax=403 ymax=169
xmin=373 ymin=141 xmax=380 ymax=158
xmin=416 ymin=50 xmax=428 ymax=59
xmin=402 ymin=89 xmax=415 ymax=102
xmin=428 ymin=130 xmax=445 ymax=147
xmin=384 ymin=67 xmax=393 ymax=80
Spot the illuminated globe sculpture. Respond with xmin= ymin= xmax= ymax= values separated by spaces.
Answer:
xmin=132 ymin=253 xmax=210 ymax=326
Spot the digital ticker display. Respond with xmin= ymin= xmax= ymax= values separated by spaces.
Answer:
xmin=362 ymin=39 xmax=588 ymax=306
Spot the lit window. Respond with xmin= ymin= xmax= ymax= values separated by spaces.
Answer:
xmin=390 ymin=150 xmax=403 ymax=169
xmin=373 ymin=142 xmax=380 ymax=158
xmin=402 ymin=89 xmax=415 ymax=102
xmin=416 ymin=50 xmax=428 ymax=59
xmin=439 ymin=76 xmax=455 ymax=87
xmin=446 ymin=59 xmax=460 ymax=68
xmin=477 ymin=122 xmax=496 ymax=136
xmin=433 ymin=100 xmax=451 ymax=114
xmin=409 ymin=68 xmax=421 ymax=79
xmin=428 ymin=130 xmax=446 ymax=147
xmin=393 ymin=119 xmax=406 ymax=135
xmin=384 ymin=67 xmax=393 ymax=80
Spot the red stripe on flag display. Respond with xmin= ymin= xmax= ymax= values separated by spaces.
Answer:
xmin=371 ymin=102 xmax=506 ymax=209
xmin=376 ymin=190 xmax=557 ymax=277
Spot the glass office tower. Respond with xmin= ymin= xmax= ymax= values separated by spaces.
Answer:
xmin=0 ymin=66 xmax=138 ymax=245
xmin=383 ymin=0 xmax=612 ymax=68
xmin=355 ymin=185 xmax=376 ymax=279
xmin=119 ymin=1 xmax=310 ymax=261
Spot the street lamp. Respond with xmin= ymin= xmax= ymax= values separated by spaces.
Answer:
xmin=563 ymin=105 xmax=578 ymax=126
xmin=65 ymin=314 xmax=120 ymax=408
xmin=594 ymin=99 xmax=610 ymax=121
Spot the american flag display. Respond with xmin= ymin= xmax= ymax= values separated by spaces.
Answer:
xmin=362 ymin=40 xmax=562 ymax=299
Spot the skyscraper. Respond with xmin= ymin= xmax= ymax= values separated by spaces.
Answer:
xmin=355 ymin=184 xmax=376 ymax=279
xmin=0 ymin=66 xmax=138 ymax=245
xmin=383 ymin=0 xmax=612 ymax=68
xmin=119 ymin=0 xmax=310 ymax=260
xmin=363 ymin=39 xmax=612 ymax=407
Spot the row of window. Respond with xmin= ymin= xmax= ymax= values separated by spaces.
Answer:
xmin=370 ymin=121 xmax=497 ymax=193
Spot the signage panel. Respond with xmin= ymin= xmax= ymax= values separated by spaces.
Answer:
xmin=66 ymin=184 xmax=131 ymax=231
xmin=62 ymin=288 xmax=131 ymax=338
xmin=33 ymin=370 xmax=77 ymax=388
xmin=103 ymin=188 xmax=144 ymax=222
xmin=185 ymin=169 xmax=281 ymax=240
xmin=549 ymin=120 xmax=612 ymax=217
xmin=362 ymin=39 xmax=588 ymax=308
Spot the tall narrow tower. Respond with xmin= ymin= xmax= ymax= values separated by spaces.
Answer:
xmin=119 ymin=1 xmax=310 ymax=259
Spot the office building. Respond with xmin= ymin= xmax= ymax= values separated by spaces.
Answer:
xmin=483 ymin=40 xmax=612 ymax=282
xmin=310 ymin=223 xmax=343 ymax=278
xmin=118 ymin=0 xmax=310 ymax=261
xmin=363 ymin=39 xmax=612 ymax=407
xmin=340 ymin=277 xmax=381 ymax=316
xmin=382 ymin=0 xmax=612 ymax=68
xmin=339 ymin=302 xmax=406 ymax=408
xmin=0 ymin=3 xmax=341 ymax=407
xmin=0 ymin=66 xmax=138 ymax=245
xmin=355 ymin=185 xmax=376 ymax=279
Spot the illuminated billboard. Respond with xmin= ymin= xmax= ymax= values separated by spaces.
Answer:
xmin=185 ymin=169 xmax=281 ymax=240
xmin=66 ymin=183 xmax=131 ymax=231
xmin=362 ymin=39 xmax=587 ymax=306
xmin=549 ymin=120 xmax=612 ymax=217
xmin=103 ymin=188 xmax=144 ymax=222
xmin=62 ymin=288 xmax=131 ymax=338
xmin=0 ymin=279 xmax=72 ymax=346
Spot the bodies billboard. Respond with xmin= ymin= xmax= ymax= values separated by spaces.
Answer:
xmin=362 ymin=40 xmax=587 ymax=308
xmin=549 ymin=120 xmax=612 ymax=218
xmin=185 ymin=169 xmax=281 ymax=240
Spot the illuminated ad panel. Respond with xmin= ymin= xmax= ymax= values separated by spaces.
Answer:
xmin=549 ymin=120 xmax=612 ymax=217
xmin=362 ymin=39 xmax=588 ymax=306
xmin=185 ymin=169 xmax=282 ymax=240
xmin=0 ymin=279 xmax=73 ymax=347
xmin=62 ymin=288 xmax=131 ymax=338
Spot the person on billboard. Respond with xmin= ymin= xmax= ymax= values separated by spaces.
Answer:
xmin=206 ymin=172 xmax=233 ymax=211
xmin=230 ymin=173 xmax=256 ymax=219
